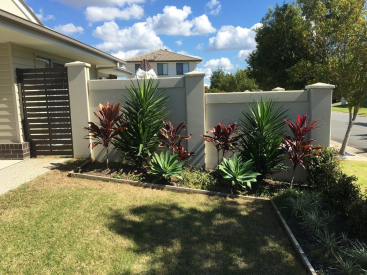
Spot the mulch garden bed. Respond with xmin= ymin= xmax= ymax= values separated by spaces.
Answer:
xmin=79 ymin=160 xmax=305 ymax=197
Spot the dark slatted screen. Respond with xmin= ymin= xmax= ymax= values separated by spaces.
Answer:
xmin=16 ymin=68 xmax=73 ymax=157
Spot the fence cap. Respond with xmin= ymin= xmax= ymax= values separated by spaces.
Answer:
xmin=272 ymin=87 xmax=285 ymax=91
xmin=65 ymin=61 xmax=91 ymax=68
xmin=184 ymin=71 xmax=205 ymax=77
xmin=305 ymin=82 xmax=335 ymax=89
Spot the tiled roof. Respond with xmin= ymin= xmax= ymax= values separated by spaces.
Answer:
xmin=124 ymin=49 xmax=202 ymax=62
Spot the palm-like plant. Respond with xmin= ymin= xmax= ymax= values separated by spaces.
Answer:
xmin=84 ymin=102 xmax=128 ymax=169
xmin=280 ymin=114 xmax=319 ymax=187
xmin=149 ymin=151 xmax=186 ymax=182
xmin=201 ymin=122 xmax=241 ymax=165
xmin=218 ymin=154 xmax=260 ymax=189
xmin=239 ymin=98 xmax=288 ymax=180
xmin=158 ymin=120 xmax=194 ymax=161
xmin=112 ymin=78 xmax=169 ymax=166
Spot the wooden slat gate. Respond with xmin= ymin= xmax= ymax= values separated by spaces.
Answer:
xmin=16 ymin=68 xmax=73 ymax=157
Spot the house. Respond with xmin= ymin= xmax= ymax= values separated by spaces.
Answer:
xmin=0 ymin=0 xmax=133 ymax=160
xmin=124 ymin=49 xmax=202 ymax=78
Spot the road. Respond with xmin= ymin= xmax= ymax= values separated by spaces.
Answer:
xmin=331 ymin=112 xmax=367 ymax=153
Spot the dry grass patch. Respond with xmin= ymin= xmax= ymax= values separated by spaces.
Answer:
xmin=0 ymin=165 xmax=307 ymax=274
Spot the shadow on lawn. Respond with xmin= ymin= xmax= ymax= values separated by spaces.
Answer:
xmin=107 ymin=200 xmax=306 ymax=275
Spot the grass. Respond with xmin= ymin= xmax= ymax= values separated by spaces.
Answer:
xmin=341 ymin=160 xmax=367 ymax=193
xmin=332 ymin=101 xmax=367 ymax=116
xmin=0 ymin=164 xmax=307 ymax=274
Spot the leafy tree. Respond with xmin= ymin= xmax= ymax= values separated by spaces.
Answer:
xmin=293 ymin=0 xmax=367 ymax=155
xmin=209 ymin=68 xmax=258 ymax=92
xmin=247 ymin=3 xmax=311 ymax=90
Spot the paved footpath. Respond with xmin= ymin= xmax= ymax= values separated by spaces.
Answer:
xmin=0 ymin=158 xmax=68 ymax=196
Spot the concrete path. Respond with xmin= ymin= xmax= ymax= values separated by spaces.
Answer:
xmin=0 ymin=158 xmax=69 ymax=196
xmin=0 ymin=160 xmax=23 ymax=170
xmin=331 ymin=140 xmax=367 ymax=161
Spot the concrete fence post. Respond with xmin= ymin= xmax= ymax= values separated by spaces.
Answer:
xmin=305 ymin=82 xmax=335 ymax=146
xmin=65 ymin=61 xmax=92 ymax=158
xmin=184 ymin=71 xmax=206 ymax=168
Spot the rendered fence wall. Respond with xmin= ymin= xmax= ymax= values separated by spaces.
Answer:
xmin=66 ymin=62 xmax=333 ymax=182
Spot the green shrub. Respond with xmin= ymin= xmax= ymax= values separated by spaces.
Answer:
xmin=305 ymin=146 xmax=342 ymax=190
xmin=149 ymin=151 xmax=185 ymax=182
xmin=335 ymin=253 xmax=363 ymax=275
xmin=239 ymin=98 xmax=288 ymax=180
xmin=301 ymin=211 xmax=334 ymax=234
xmin=179 ymin=167 xmax=215 ymax=190
xmin=218 ymin=154 xmax=260 ymax=189
xmin=347 ymin=199 xmax=367 ymax=238
xmin=306 ymin=146 xmax=361 ymax=216
xmin=113 ymin=78 xmax=169 ymax=166
xmin=316 ymin=229 xmax=341 ymax=258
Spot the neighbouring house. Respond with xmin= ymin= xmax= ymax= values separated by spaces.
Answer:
xmin=0 ymin=0 xmax=133 ymax=160
xmin=124 ymin=49 xmax=202 ymax=78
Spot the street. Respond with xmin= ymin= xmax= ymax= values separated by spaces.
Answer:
xmin=331 ymin=112 xmax=367 ymax=153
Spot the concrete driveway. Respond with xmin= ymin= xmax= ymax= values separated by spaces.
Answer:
xmin=0 ymin=157 xmax=69 ymax=196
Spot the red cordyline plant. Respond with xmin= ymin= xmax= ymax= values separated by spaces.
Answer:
xmin=201 ymin=121 xmax=242 ymax=166
xmin=158 ymin=120 xmax=194 ymax=161
xmin=84 ymin=102 xmax=128 ymax=169
xmin=280 ymin=114 xmax=319 ymax=187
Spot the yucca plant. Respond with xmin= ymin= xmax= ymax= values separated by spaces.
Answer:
xmin=113 ymin=78 xmax=169 ymax=166
xmin=335 ymin=254 xmax=363 ymax=275
xmin=281 ymin=114 xmax=319 ymax=187
xmin=84 ymin=102 xmax=128 ymax=169
xmin=239 ymin=98 xmax=288 ymax=181
xmin=201 ymin=122 xmax=241 ymax=166
xmin=218 ymin=154 xmax=260 ymax=189
xmin=343 ymin=240 xmax=367 ymax=270
xmin=158 ymin=120 xmax=194 ymax=161
xmin=149 ymin=151 xmax=185 ymax=182
xmin=316 ymin=229 xmax=341 ymax=258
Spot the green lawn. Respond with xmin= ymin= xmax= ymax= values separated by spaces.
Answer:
xmin=332 ymin=101 xmax=367 ymax=116
xmin=0 ymin=166 xmax=307 ymax=274
xmin=341 ymin=160 xmax=367 ymax=193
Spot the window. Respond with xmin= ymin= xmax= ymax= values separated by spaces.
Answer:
xmin=135 ymin=64 xmax=140 ymax=72
xmin=176 ymin=63 xmax=189 ymax=75
xmin=36 ymin=56 xmax=51 ymax=68
xmin=157 ymin=63 xmax=168 ymax=75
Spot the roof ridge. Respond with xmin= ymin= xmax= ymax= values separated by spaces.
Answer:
xmin=124 ymin=49 xmax=202 ymax=62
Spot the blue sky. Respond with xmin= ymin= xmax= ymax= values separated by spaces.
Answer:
xmin=25 ymin=0 xmax=284 ymax=84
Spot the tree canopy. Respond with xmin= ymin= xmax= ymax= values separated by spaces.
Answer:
xmin=247 ymin=3 xmax=312 ymax=90
xmin=209 ymin=68 xmax=258 ymax=92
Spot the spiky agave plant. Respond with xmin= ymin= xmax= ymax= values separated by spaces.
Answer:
xmin=149 ymin=151 xmax=186 ymax=182
xmin=84 ymin=102 xmax=128 ymax=169
xmin=113 ymin=78 xmax=169 ymax=166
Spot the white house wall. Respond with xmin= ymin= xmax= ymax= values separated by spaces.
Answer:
xmin=0 ymin=42 xmax=21 ymax=143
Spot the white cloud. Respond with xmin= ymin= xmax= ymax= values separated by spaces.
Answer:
xmin=237 ymin=50 xmax=252 ymax=60
xmin=112 ymin=49 xmax=148 ymax=60
xmin=36 ymin=9 xmax=55 ymax=21
xmin=198 ymin=67 xmax=212 ymax=80
xmin=176 ymin=40 xmax=182 ymax=46
xmin=54 ymin=23 xmax=84 ymax=35
xmin=206 ymin=0 xmax=221 ymax=16
xmin=93 ymin=21 xmax=163 ymax=52
xmin=203 ymin=57 xmax=233 ymax=70
xmin=206 ymin=23 xmax=261 ymax=52
xmin=85 ymin=4 xmax=144 ymax=22
xmin=146 ymin=6 xmax=216 ymax=36
xmin=53 ymin=0 xmax=145 ymax=8
xmin=196 ymin=43 xmax=204 ymax=49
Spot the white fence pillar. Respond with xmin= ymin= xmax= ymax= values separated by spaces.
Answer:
xmin=306 ymin=82 xmax=335 ymax=146
xmin=65 ymin=61 xmax=92 ymax=158
xmin=184 ymin=71 xmax=206 ymax=167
